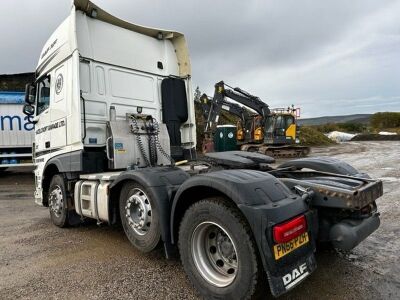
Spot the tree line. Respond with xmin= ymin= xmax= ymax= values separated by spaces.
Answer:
xmin=370 ymin=112 xmax=400 ymax=129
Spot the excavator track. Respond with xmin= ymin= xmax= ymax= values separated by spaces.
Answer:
xmin=240 ymin=144 xmax=310 ymax=158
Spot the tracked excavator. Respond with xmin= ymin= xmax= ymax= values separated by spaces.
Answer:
xmin=201 ymin=81 xmax=310 ymax=157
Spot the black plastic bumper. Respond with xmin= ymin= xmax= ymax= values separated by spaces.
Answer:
xmin=329 ymin=212 xmax=380 ymax=250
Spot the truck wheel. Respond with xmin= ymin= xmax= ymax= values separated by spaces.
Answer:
xmin=119 ymin=182 xmax=161 ymax=252
xmin=48 ymin=174 xmax=70 ymax=228
xmin=179 ymin=198 xmax=266 ymax=300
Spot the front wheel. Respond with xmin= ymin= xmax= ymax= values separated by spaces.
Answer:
xmin=179 ymin=198 xmax=267 ymax=300
xmin=48 ymin=174 xmax=70 ymax=227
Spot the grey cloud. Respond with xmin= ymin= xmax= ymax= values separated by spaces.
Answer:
xmin=1 ymin=0 xmax=399 ymax=117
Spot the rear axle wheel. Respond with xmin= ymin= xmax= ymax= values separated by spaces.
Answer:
xmin=119 ymin=182 xmax=160 ymax=252
xmin=179 ymin=198 xmax=266 ymax=299
xmin=192 ymin=221 xmax=238 ymax=287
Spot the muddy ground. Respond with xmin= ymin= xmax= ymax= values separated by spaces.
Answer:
xmin=0 ymin=141 xmax=399 ymax=299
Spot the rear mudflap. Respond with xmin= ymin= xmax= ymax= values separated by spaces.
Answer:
xmin=267 ymin=253 xmax=317 ymax=297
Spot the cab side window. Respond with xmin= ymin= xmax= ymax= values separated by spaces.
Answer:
xmin=275 ymin=116 xmax=285 ymax=136
xmin=276 ymin=116 xmax=283 ymax=128
xmin=37 ymin=76 xmax=51 ymax=115
xmin=285 ymin=116 xmax=294 ymax=129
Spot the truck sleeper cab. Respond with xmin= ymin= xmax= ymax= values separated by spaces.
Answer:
xmin=23 ymin=1 xmax=382 ymax=299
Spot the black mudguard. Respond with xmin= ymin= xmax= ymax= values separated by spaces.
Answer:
xmin=109 ymin=167 xmax=189 ymax=254
xmin=279 ymin=156 xmax=369 ymax=177
xmin=171 ymin=169 xmax=309 ymax=235
xmin=171 ymin=169 xmax=317 ymax=296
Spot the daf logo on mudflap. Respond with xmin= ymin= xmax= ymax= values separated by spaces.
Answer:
xmin=283 ymin=263 xmax=309 ymax=290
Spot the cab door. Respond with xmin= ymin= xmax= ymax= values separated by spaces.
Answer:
xmin=34 ymin=76 xmax=52 ymax=154
xmin=49 ymin=64 xmax=67 ymax=149
xmin=34 ymin=65 xmax=68 ymax=155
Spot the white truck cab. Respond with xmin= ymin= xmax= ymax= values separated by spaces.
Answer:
xmin=25 ymin=0 xmax=196 ymax=205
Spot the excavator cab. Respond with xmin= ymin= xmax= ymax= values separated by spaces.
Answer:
xmin=275 ymin=114 xmax=296 ymax=140
xmin=265 ymin=113 xmax=297 ymax=145
xmin=252 ymin=115 xmax=264 ymax=143
xmin=282 ymin=114 xmax=297 ymax=141
xmin=236 ymin=119 xmax=245 ymax=141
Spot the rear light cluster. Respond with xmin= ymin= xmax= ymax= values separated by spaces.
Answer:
xmin=273 ymin=215 xmax=307 ymax=244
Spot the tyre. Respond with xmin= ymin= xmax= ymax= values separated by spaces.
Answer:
xmin=119 ymin=182 xmax=161 ymax=252
xmin=179 ymin=198 xmax=266 ymax=300
xmin=48 ymin=174 xmax=70 ymax=227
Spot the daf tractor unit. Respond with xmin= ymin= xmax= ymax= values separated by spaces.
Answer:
xmin=22 ymin=1 xmax=382 ymax=299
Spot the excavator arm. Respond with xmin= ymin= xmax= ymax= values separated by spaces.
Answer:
xmin=201 ymin=94 xmax=249 ymax=130
xmin=203 ymin=81 xmax=270 ymax=131
xmin=203 ymin=81 xmax=270 ymax=142
xmin=201 ymin=93 xmax=253 ymax=142
xmin=219 ymin=83 xmax=271 ymax=119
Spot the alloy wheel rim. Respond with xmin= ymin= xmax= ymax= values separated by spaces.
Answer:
xmin=191 ymin=221 xmax=238 ymax=287
xmin=49 ymin=185 xmax=63 ymax=218
xmin=125 ymin=188 xmax=152 ymax=235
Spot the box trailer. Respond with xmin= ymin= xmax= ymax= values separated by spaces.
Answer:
xmin=0 ymin=92 xmax=34 ymax=170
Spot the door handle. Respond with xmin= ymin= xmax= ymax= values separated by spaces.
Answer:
xmin=45 ymin=141 xmax=50 ymax=148
xmin=106 ymin=137 xmax=113 ymax=161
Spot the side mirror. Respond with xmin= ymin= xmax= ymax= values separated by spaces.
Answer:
xmin=23 ymin=103 xmax=35 ymax=116
xmin=25 ymin=83 xmax=36 ymax=104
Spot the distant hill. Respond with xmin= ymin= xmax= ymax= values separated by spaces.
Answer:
xmin=0 ymin=72 xmax=35 ymax=91
xmin=298 ymin=114 xmax=372 ymax=126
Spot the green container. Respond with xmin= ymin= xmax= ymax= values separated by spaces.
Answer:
xmin=214 ymin=125 xmax=237 ymax=152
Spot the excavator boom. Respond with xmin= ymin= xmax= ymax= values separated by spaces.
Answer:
xmin=201 ymin=93 xmax=250 ymax=130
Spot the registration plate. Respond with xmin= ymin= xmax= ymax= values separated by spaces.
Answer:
xmin=273 ymin=232 xmax=309 ymax=260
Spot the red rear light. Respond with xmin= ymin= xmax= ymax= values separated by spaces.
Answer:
xmin=273 ymin=215 xmax=307 ymax=244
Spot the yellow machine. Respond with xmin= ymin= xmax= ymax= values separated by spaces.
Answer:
xmin=202 ymin=82 xmax=310 ymax=157
xmin=264 ymin=107 xmax=300 ymax=144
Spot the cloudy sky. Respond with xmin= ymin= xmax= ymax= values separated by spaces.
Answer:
xmin=1 ymin=0 xmax=399 ymax=117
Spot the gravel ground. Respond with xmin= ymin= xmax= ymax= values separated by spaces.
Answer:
xmin=0 ymin=141 xmax=399 ymax=299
